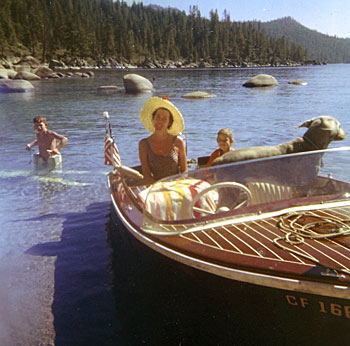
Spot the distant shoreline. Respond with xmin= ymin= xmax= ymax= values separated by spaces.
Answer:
xmin=1 ymin=55 xmax=326 ymax=73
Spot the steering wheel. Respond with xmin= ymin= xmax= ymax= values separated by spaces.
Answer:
xmin=189 ymin=182 xmax=252 ymax=217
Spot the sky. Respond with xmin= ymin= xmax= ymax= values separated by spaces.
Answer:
xmin=124 ymin=0 xmax=350 ymax=38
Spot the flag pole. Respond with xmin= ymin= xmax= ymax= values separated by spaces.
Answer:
xmin=103 ymin=111 xmax=116 ymax=170
xmin=103 ymin=111 xmax=113 ymax=139
xmin=103 ymin=111 xmax=144 ymax=182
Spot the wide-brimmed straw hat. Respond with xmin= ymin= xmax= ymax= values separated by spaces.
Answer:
xmin=139 ymin=96 xmax=184 ymax=135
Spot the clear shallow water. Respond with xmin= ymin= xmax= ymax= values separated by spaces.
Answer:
xmin=1 ymin=65 xmax=350 ymax=345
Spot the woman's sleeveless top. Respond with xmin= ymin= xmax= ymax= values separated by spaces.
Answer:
xmin=144 ymin=136 xmax=179 ymax=180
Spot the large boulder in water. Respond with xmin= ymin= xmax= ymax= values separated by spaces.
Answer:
xmin=243 ymin=74 xmax=279 ymax=88
xmin=123 ymin=73 xmax=153 ymax=93
xmin=0 ymin=79 xmax=34 ymax=93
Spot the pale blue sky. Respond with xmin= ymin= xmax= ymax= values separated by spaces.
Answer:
xmin=124 ymin=0 xmax=350 ymax=38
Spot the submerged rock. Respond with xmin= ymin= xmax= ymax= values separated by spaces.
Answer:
xmin=0 ymin=79 xmax=34 ymax=93
xmin=288 ymin=79 xmax=308 ymax=85
xmin=243 ymin=74 xmax=279 ymax=88
xmin=181 ymin=91 xmax=215 ymax=99
xmin=97 ymin=85 xmax=122 ymax=95
xmin=123 ymin=73 xmax=153 ymax=93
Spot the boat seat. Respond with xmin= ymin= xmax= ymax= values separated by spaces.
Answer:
xmin=197 ymin=156 xmax=210 ymax=168
xmin=247 ymin=181 xmax=298 ymax=205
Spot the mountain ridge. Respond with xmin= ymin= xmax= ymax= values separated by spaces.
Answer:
xmin=256 ymin=16 xmax=350 ymax=63
xmin=147 ymin=4 xmax=349 ymax=63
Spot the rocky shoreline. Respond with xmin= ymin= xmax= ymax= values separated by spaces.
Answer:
xmin=0 ymin=55 xmax=324 ymax=93
xmin=0 ymin=55 xmax=326 ymax=80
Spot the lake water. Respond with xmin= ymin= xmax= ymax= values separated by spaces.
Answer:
xmin=1 ymin=64 xmax=350 ymax=346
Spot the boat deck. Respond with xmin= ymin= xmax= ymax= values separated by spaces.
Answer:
xmin=173 ymin=206 xmax=350 ymax=280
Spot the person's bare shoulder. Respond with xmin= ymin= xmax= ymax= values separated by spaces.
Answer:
xmin=175 ymin=136 xmax=185 ymax=147
xmin=139 ymin=137 xmax=148 ymax=147
xmin=48 ymin=130 xmax=63 ymax=139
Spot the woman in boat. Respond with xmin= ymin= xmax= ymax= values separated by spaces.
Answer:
xmin=139 ymin=96 xmax=187 ymax=184
xmin=26 ymin=115 xmax=68 ymax=160
xmin=206 ymin=128 xmax=234 ymax=167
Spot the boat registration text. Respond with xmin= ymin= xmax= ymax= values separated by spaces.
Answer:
xmin=285 ymin=295 xmax=350 ymax=319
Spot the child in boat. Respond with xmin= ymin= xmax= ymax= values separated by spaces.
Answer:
xmin=206 ymin=128 xmax=234 ymax=167
xmin=26 ymin=115 xmax=68 ymax=160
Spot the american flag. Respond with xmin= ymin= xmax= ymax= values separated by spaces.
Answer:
xmin=104 ymin=134 xmax=121 ymax=166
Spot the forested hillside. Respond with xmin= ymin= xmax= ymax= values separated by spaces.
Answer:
xmin=258 ymin=17 xmax=350 ymax=63
xmin=0 ymin=0 xmax=307 ymax=67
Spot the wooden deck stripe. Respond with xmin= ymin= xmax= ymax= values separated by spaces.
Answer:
xmin=214 ymin=226 xmax=245 ymax=254
xmin=246 ymin=221 xmax=286 ymax=260
xmin=229 ymin=223 xmax=264 ymax=256
xmin=215 ymin=226 xmax=245 ymax=253
xmin=201 ymin=230 xmax=224 ymax=249
xmin=184 ymin=232 xmax=203 ymax=244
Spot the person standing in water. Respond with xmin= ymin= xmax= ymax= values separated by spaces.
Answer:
xmin=27 ymin=115 xmax=68 ymax=160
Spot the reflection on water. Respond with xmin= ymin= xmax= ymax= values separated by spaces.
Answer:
xmin=0 ymin=90 xmax=36 ymax=103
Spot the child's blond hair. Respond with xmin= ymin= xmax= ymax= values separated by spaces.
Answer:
xmin=217 ymin=128 xmax=234 ymax=144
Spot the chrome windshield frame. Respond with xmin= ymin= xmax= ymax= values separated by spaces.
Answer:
xmin=140 ymin=147 xmax=350 ymax=234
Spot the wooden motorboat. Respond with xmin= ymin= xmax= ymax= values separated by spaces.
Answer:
xmin=104 ymin=113 xmax=350 ymax=339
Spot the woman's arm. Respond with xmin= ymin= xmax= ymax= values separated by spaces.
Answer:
xmin=177 ymin=137 xmax=188 ymax=173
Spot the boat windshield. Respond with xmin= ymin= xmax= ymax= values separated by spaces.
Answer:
xmin=140 ymin=147 xmax=350 ymax=233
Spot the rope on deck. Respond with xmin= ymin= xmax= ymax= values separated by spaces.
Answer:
xmin=274 ymin=212 xmax=350 ymax=275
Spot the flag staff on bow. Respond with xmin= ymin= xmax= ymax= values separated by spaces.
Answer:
xmin=104 ymin=111 xmax=121 ymax=168
xmin=103 ymin=111 xmax=144 ymax=180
